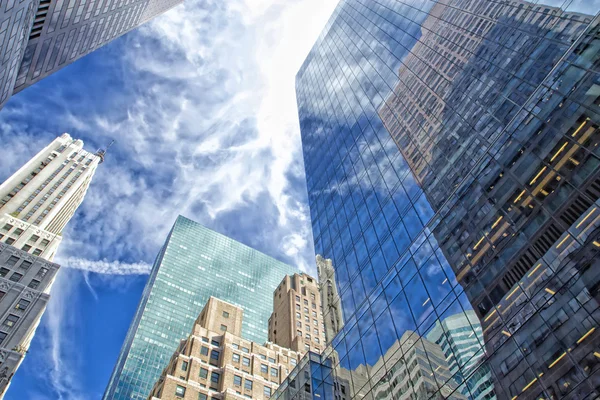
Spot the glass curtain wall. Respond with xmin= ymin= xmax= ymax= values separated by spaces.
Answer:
xmin=296 ymin=0 xmax=600 ymax=399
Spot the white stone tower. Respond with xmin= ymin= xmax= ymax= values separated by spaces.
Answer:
xmin=0 ymin=133 xmax=103 ymax=261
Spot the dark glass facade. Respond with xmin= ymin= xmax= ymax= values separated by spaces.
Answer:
xmin=0 ymin=0 xmax=182 ymax=109
xmin=294 ymin=1 xmax=600 ymax=399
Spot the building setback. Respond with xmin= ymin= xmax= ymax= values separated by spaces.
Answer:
xmin=268 ymin=273 xmax=326 ymax=355
xmin=295 ymin=0 xmax=600 ymax=399
xmin=148 ymin=296 xmax=301 ymax=400
xmin=0 ymin=0 xmax=183 ymax=109
xmin=103 ymin=216 xmax=298 ymax=400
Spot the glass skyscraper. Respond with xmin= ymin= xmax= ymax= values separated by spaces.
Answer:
xmin=293 ymin=1 xmax=600 ymax=399
xmin=103 ymin=216 xmax=297 ymax=400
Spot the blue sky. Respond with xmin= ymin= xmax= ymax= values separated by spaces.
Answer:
xmin=0 ymin=0 xmax=338 ymax=398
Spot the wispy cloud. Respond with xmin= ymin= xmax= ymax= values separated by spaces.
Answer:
xmin=61 ymin=258 xmax=152 ymax=275
xmin=1 ymin=1 xmax=340 ymax=398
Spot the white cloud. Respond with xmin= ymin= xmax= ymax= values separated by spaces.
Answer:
xmin=60 ymin=257 xmax=152 ymax=275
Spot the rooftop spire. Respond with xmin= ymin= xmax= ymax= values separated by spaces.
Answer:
xmin=96 ymin=140 xmax=115 ymax=164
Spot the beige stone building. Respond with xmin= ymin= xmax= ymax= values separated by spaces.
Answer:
xmin=268 ymin=273 xmax=326 ymax=355
xmin=148 ymin=297 xmax=302 ymax=400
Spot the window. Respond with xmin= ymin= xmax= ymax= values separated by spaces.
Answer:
xmin=268 ymin=357 xmax=276 ymax=363
xmin=261 ymin=364 xmax=268 ymax=373
xmin=259 ymin=354 xmax=266 ymax=360
xmin=313 ymin=328 xmax=318 ymax=335
xmin=234 ymin=375 xmax=242 ymax=386
xmin=3 ymin=314 xmax=18 ymax=328
xmin=15 ymin=299 xmax=30 ymax=311
xmin=210 ymin=372 xmax=220 ymax=384
xmin=305 ymin=316 xmax=310 ymax=323
xmin=303 ymin=299 xmax=308 ymax=305
xmin=295 ymin=295 xmax=300 ymax=302
xmin=297 ymin=330 xmax=302 ymax=336
xmin=202 ymin=337 xmax=209 ymax=342
xmin=20 ymin=261 xmax=32 ymax=271
xmin=175 ymin=385 xmax=186 ymax=397
xmin=304 ymin=344 xmax=310 ymax=351
xmin=28 ymin=280 xmax=40 ymax=289
xmin=199 ymin=368 xmax=208 ymax=379
xmin=40 ymin=239 xmax=50 ymax=246
xmin=296 ymin=312 xmax=301 ymax=319
xmin=244 ymin=379 xmax=253 ymax=390
xmin=264 ymin=387 xmax=272 ymax=398
xmin=242 ymin=356 xmax=250 ymax=367
xmin=313 ymin=319 xmax=318 ymax=325
xmin=305 ymin=334 xmax=311 ymax=340
xmin=241 ymin=347 xmax=250 ymax=353
xmin=315 ymin=337 xmax=320 ymax=344
xmin=21 ymin=245 xmax=31 ymax=252
xmin=232 ymin=353 xmax=240 ymax=362
xmin=200 ymin=346 xmax=209 ymax=356
xmin=0 ymin=332 xmax=6 ymax=345
xmin=6 ymin=256 xmax=19 ymax=267
xmin=311 ymin=293 xmax=315 ymax=300
xmin=312 ymin=311 xmax=317 ymax=318
xmin=181 ymin=361 xmax=188 ymax=371
xmin=222 ymin=311 xmax=229 ymax=318
xmin=210 ymin=350 xmax=220 ymax=360
xmin=232 ymin=343 xmax=240 ymax=350
xmin=32 ymin=249 xmax=42 ymax=257
xmin=2 ymin=224 xmax=12 ymax=231
xmin=198 ymin=393 xmax=208 ymax=400
xmin=304 ymin=307 xmax=309 ymax=313
xmin=5 ymin=238 xmax=14 ymax=245
xmin=13 ymin=229 xmax=23 ymax=236
xmin=30 ymin=235 xmax=39 ymax=242
xmin=9 ymin=273 xmax=22 ymax=282
xmin=271 ymin=368 xmax=278 ymax=377
xmin=296 ymin=321 xmax=302 ymax=328
xmin=0 ymin=268 xmax=10 ymax=277
xmin=211 ymin=339 xmax=220 ymax=346
xmin=312 ymin=303 xmax=316 ymax=309
xmin=290 ymin=358 xmax=297 ymax=366
xmin=220 ymin=324 xmax=227 ymax=332
xmin=295 ymin=304 xmax=300 ymax=310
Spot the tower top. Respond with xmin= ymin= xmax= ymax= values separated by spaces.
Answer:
xmin=96 ymin=140 xmax=115 ymax=164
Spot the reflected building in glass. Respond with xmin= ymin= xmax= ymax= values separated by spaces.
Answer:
xmin=103 ymin=216 xmax=297 ymax=400
xmin=294 ymin=0 xmax=600 ymax=399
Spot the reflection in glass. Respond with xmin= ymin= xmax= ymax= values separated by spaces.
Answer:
xmin=289 ymin=0 xmax=600 ymax=399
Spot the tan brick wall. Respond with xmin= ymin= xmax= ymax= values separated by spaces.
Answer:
xmin=149 ymin=297 xmax=302 ymax=400
xmin=268 ymin=273 xmax=326 ymax=355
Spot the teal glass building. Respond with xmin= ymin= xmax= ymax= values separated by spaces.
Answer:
xmin=103 ymin=216 xmax=297 ymax=400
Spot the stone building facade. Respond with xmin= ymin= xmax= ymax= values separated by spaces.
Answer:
xmin=148 ymin=297 xmax=302 ymax=400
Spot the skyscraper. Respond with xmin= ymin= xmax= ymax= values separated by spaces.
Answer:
xmin=295 ymin=0 xmax=599 ymax=399
xmin=0 ymin=133 xmax=101 ymax=397
xmin=0 ymin=133 xmax=103 ymax=261
xmin=427 ymin=311 xmax=495 ymax=400
xmin=268 ymin=272 xmax=326 ymax=355
xmin=103 ymin=216 xmax=298 ymax=400
xmin=0 ymin=0 xmax=183 ymax=109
